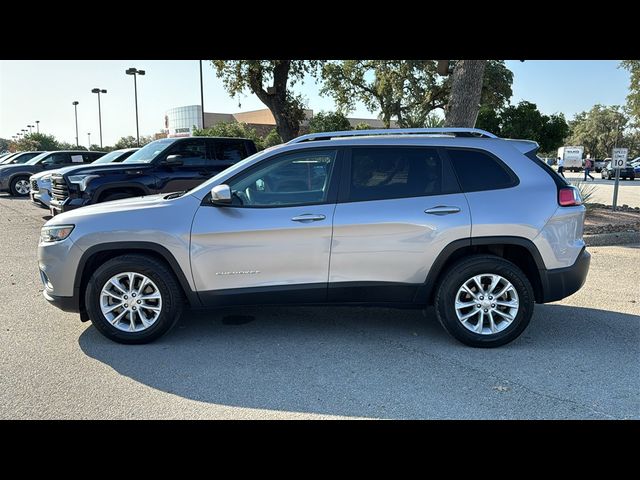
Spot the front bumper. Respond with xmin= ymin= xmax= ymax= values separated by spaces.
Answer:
xmin=42 ymin=289 xmax=80 ymax=313
xmin=539 ymin=248 xmax=591 ymax=303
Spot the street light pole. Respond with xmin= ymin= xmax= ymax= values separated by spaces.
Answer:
xmin=88 ymin=133 xmax=91 ymax=150
xmin=35 ymin=120 xmax=40 ymax=133
xmin=27 ymin=125 xmax=33 ymax=133
xmin=125 ymin=68 xmax=145 ymax=147
xmin=199 ymin=60 xmax=205 ymax=130
xmin=72 ymin=101 xmax=79 ymax=147
xmin=91 ymin=88 xmax=107 ymax=148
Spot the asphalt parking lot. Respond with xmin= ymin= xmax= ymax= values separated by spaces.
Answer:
xmin=0 ymin=194 xmax=638 ymax=419
xmin=563 ymin=171 xmax=640 ymax=207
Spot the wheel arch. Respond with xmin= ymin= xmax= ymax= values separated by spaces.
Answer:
xmin=94 ymin=182 xmax=151 ymax=203
xmin=74 ymin=242 xmax=201 ymax=320
xmin=417 ymin=236 xmax=546 ymax=305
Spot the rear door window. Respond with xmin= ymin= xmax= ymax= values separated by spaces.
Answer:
xmin=165 ymin=139 xmax=207 ymax=166
xmin=346 ymin=147 xmax=457 ymax=202
xmin=446 ymin=148 xmax=518 ymax=192
xmin=215 ymin=140 xmax=247 ymax=162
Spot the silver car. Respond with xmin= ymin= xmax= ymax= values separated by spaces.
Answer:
xmin=38 ymin=128 xmax=590 ymax=347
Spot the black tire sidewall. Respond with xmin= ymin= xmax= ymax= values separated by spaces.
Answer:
xmin=10 ymin=176 xmax=29 ymax=196
xmin=85 ymin=255 xmax=183 ymax=344
xmin=435 ymin=256 xmax=534 ymax=348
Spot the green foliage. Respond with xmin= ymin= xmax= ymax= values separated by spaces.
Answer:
xmin=211 ymin=60 xmax=324 ymax=141
xmin=13 ymin=133 xmax=59 ymax=151
xmin=568 ymin=179 xmax=597 ymax=209
xmin=89 ymin=144 xmax=104 ymax=152
xmin=0 ymin=138 xmax=10 ymax=152
xmin=57 ymin=141 xmax=86 ymax=150
xmin=308 ymin=111 xmax=352 ymax=133
xmin=477 ymin=101 xmax=569 ymax=152
xmin=113 ymin=135 xmax=154 ymax=149
xmin=568 ymin=105 xmax=627 ymax=158
xmin=321 ymin=60 xmax=513 ymax=128
xmin=620 ymin=60 xmax=640 ymax=122
xmin=263 ymin=129 xmax=283 ymax=148
xmin=354 ymin=123 xmax=372 ymax=130
xmin=194 ymin=122 xmax=265 ymax=149
xmin=424 ymin=113 xmax=444 ymax=128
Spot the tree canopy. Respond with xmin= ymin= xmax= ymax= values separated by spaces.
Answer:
xmin=620 ymin=60 xmax=640 ymax=122
xmin=194 ymin=122 xmax=268 ymax=150
xmin=321 ymin=60 xmax=512 ymax=128
xmin=113 ymin=135 xmax=154 ymax=149
xmin=476 ymin=101 xmax=569 ymax=153
xmin=308 ymin=111 xmax=352 ymax=133
xmin=211 ymin=60 xmax=324 ymax=142
xmin=568 ymin=104 xmax=628 ymax=158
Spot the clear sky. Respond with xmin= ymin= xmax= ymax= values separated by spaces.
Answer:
xmin=0 ymin=60 xmax=631 ymax=147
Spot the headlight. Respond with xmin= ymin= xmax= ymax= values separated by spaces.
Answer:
xmin=40 ymin=225 xmax=75 ymax=243
xmin=68 ymin=174 xmax=98 ymax=191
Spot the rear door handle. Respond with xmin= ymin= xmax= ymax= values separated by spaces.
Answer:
xmin=291 ymin=214 xmax=326 ymax=223
xmin=424 ymin=206 xmax=461 ymax=215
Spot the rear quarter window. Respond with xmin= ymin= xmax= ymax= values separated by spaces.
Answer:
xmin=446 ymin=148 xmax=518 ymax=192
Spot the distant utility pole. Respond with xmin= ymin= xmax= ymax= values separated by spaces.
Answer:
xmin=199 ymin=60 xmax=205 ymax=129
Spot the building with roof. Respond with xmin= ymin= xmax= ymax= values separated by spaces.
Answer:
xmin=163 ymin=105 xmax=395 ymax=138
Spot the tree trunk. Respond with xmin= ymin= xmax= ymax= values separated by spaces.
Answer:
xmin=444 ymin=60 xmax=487 ymax=127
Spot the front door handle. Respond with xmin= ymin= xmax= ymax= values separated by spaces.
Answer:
xmin=291 ymin=214 xmax=326 ymax=223
xmin=424 ymin=206 xmax=461 ymax=215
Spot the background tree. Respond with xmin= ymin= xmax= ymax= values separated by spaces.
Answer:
xmin=57 ymin=141 xmax=87 ymax=150
xmin=113 ymin=135 xmax=154 ymax=149
xmin=211 ymin=60 xmax=323 ymax=142
xmin=322 ymin=60 xmax=512 ymax=128
xmin=620 ymin=60 xmax=640 ymax=122
xmin=262 ymin=129 xmax=283 ymax=148
xmin=444 ymin=60 xmax=487 ymax=127
xmin=568 ymin=104 xmax=627 ymax=158
xmin=193 ymin=122 xmax=265 ymax=150
xmin=308 ymin=111 xmax=352 ymax=133
xmin=12 ymin=133 xmax=59 ymax=151
xmin=0 ymin=138 xmax=10 ymax=152
xmin=354 ymin=123 xmax=372 ymax=130
xmin=476 ymin=101 xmax=569 ymax=152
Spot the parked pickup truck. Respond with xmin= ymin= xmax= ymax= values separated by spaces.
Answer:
xmin=49 ymin=137 xmax=258 ymax=215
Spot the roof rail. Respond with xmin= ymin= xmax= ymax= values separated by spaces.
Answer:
xmin=288 ymin=127 xmax=499 ymax=144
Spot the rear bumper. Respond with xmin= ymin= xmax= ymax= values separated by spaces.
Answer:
xmin=539 ymin=248 xmax=591 ymax=303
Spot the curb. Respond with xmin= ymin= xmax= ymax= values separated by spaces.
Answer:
xmin=584 ymin=231 xmax=640 ymax=247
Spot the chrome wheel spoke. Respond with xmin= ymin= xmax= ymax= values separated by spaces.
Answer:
xmin=100 ymin=271 xmax=162 ymax=333
xmin=476 ymin=311 xmax=484 ymax=333
xmin=472 ymin=276 xmax=485 ymax=293
xmin=455 ymin=300 xmax=477 ymax=310
xmin=110 ymin=309 xmax=128 ymax=326
xmin=495 ymin=299 xmax=518 ymax=308
xmin=492 ymin=309 xmax=514 ymax=323
xmin=488 ymin=311 xmax=497 ymax=333
xmin=459 ymin=309 xmax=479 ymax=322
xmin=461 ymin=285 xmax=477 ymax=299
xmin=487 ymin=275 xmax=501 ymax=295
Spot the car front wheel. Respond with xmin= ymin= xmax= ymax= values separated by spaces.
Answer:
xmin=85 ymin=254 xmax=184 ymax=344
xmin=434 ymin=255 xmax=534 ymax=348
xmin=10 ymin=176 xmax=30 ymax=196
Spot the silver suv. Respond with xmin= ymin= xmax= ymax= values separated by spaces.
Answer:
xmin=38 ymin=128 xmax=590 ymax=347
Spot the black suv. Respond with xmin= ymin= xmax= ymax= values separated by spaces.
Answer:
xmin=49 ymin=137 xmax=258 ymax=214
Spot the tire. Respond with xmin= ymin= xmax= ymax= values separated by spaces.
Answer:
xmin=434 ymin=255 xmax=534 ymax=348
xmin=9 ymin=176 xmax=30 ymax=196
xmin=85 ymin=254 xmax=184 ymax=344
xmin=101 ymin=192 xmax=135 ymax=203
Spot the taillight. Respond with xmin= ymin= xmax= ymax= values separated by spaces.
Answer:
xmin=558 ymin=186 xmax=582 ymax=207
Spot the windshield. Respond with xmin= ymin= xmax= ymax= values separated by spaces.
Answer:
xmin=92 ymin=149 xmax=130 ymax=164
xmin=1 ymin=154 xmax=17 ymax=164
xmin=25 ymin=152 xmax=51 ymax=165
xmin=123 ymin=139 xmax=175 ymax=164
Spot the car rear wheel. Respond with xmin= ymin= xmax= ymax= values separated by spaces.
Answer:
xmin=10 ymin=176 xmax=30 ymax=196
xmin=85 ymin=254 xmax=184 ymax=344
xmin=434 ymin=255 xmax=534 ymax=348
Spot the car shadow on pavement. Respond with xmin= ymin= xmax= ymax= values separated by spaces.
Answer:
xmin=78 ymin=304 xmax=640 ymax=419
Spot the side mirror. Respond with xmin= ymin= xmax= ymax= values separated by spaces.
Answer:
xmin=165 ymin=154 xmax=183 ymax=165
xmin=211 ymin=184 xmax=232 ymax=204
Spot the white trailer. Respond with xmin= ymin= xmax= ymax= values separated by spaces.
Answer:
xmin=557 ymin=146 xmax=584 ymax=172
